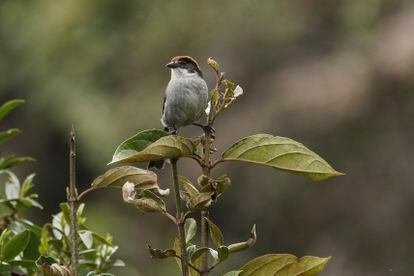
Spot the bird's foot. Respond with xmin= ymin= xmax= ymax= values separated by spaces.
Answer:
xmin=193 ymin=123 xmax=216 ymax=138
xmin=164 ymin=127 xmax=178 ymax=135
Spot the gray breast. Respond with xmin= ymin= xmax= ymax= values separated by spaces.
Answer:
xmin=161 ymin=77 xmax=208 ymax=129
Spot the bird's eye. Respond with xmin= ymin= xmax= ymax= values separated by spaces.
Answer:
xmin=179 ymin=60 xmax=186 ymax=65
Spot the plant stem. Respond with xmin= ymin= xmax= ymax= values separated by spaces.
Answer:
xmin=200 ymin=127 xmax=213 ymax=276
xmin=171 ymin=159 xmax=189 ymax=276
xmin=200 ymin=68 xmax=222 ymax=275
xmin=68 ymin=126 xmax=79 ymax=276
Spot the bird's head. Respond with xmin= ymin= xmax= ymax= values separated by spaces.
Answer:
xmin=166 ymin=56 xmax=203 ymax=79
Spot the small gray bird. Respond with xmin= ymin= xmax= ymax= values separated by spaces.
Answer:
xmin=161 ymin=56 xmax=209 ymax=132
xmin=148 ymin=56 xmax=209 ymax=169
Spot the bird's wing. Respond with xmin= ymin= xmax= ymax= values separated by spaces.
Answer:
xmin=162 ymin=95 xmax=166 ymax=113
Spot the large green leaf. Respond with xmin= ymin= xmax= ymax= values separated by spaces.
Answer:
xmin=110 ymin=129 xmax=195 ymax=164
xmin=111 ymin=129 xmax=169 ymax=162
xmin=2 ymin=230 xmax=30 ymax=261
xmin=238 ymin=254 xmax=330 ymax=276
xmin=222 ymin=134 xmax=344 ymax=181
xmin=91 ymin=166 xmax=167 ymax=193
xmin=0 ymin=99 xmax=24 ymax=121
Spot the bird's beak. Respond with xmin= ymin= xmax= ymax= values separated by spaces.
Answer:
xmin=166 ymin=61 xmax=177 ymax=68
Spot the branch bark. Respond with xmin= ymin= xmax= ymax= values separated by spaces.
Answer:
xmin=171 ymin=159 xmax=189 ymax=276
xmin=68 ymin=126 xmax=79 ymax=276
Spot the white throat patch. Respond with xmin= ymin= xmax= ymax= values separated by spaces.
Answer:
xmin=171 ymin=68 xmax=198 ymax=80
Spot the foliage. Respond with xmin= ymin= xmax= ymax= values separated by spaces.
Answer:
xmin=93 ymin=58 xmax=343 ymax=275
xmin=0 ymin=100 xmax=123 ymax=275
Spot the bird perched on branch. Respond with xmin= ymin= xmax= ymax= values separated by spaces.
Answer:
xmin=161 ymin=56 xmax=210 ymax=133
xmin=148 ymin=56 xmax=210 ymax=169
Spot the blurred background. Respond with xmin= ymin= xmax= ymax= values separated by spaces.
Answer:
xmin=1 ymin=0 xmax=414 ymax=275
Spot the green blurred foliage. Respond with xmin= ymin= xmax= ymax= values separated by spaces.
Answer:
xmin=1 ymin=0 xmax=414 ymax=275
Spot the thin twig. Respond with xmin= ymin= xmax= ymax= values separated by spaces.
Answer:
xmin=77 ymin=186 xmax=97 ymax=201
xmin=200 ymin=62 xmax=223 ymax=276
xmin=68 ymin=126 xmax=79 ymax=276
xmin=162 ymin=211 xmax=177 ymax=224
xmin=171 ymin=159 xmax=189 ymax=276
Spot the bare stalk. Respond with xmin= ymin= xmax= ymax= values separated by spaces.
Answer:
xmin=68 ymin=126 xmax=79 ymax=276
xmin=200 ymin=64 xmax=223 ymax=276
xmin=171 ymin=159 xmax=189 ymax=276
xmin=200 ymin=135 xmax=211 ymax=276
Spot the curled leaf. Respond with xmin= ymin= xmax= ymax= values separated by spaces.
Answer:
xmin=122 ymin=182 xmax=166 ymax=213
xmin=147 ymin=243 xmax=176 ymax=259
xmin=179 ymin=176 xmax=199 ymax=197
xmin=222 ymin=134 xmax=344 ymax=181
xmin=188 ymin=192 xmax=213 ymax=211
xmin=228 ymin=224 xmax=256 ymax=254
xmin=36 ymin=255 xmax=71 ymax=276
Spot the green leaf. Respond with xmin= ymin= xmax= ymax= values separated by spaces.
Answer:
xmin=139 ymin=189 xmax=166 ymax=212
xmin=20 ymin=173 xmax=35 ymax=197
xmin=223 ymin=271 xmax=242 ymax=276
xmin=79 ymin=230 xmax=93 ymax=249
xmin=216 ymin=174 xmax=232 ymax=195
xmin=16 ymin=219 xmax=42 ymax=236
xmin=179 ymin=176 xmax=199 ymax=197
xmin=111 ymin=129 xmax=169 ymax=162
xmin=0 ymin=99 xmax=24 ymax=121
xmin=110 ymin=133 xmax=195 ymax=165
xmin=228 ymin=224 xmax=257 ymax=254
xmin=188 ymin=192 xmax=213 ymax=211
xmin=0 ymin=155 xmax=34 ymax=170
xmin=207 ymin=57 xmax=221 ymax=74
xmin=190 ymin=247 xmax=218 ymax=264
xmin=92 ymin=165 xmax=158 ymax=189
xmin=147 ymin=244 xmax=175 ymax=259
xmin=0 ymin=129 xmax=21 ymax=145
xmin=173 ymin=237 xmax=181 ymax=271
xmin=197 ymin=174 xmax=209 ymax=188
xmin=8 ymin=259 xmax=36 ymax=269
xmin=0 ymin=229 xmax=12 ymax=252
xmin=222 ymin=134 xmax=344 ymax=181
xmin=23 ymin=231 xmax=41 ymax=261
xmin=204 ymin=217 xmax=224 ymax=247
xmin=184 ymin=218 xmax=197 ymax=244
xmin=24 ymin=197 xmax=43 ymax=209
xmin=2 ymin=230 xmax=30 ymax=261
xmin=122 ymin=182 xmax=166 ymax=213
xmin=239 ymin=254 xmax=331 ymax=276
xmin=36 ymin=255 xmax=71 ymax=276
xmin=218 ymin=246 xmax=229 ymax=262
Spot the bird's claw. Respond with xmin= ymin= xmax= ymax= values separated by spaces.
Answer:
xmin=193 ymin=123 xmax=215 ymax=136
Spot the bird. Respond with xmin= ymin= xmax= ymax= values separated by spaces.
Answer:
xmin=148 ymin=56 xmax=210 ymax=169
xmin=161 ymin=56 xmax=209 ymax=133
